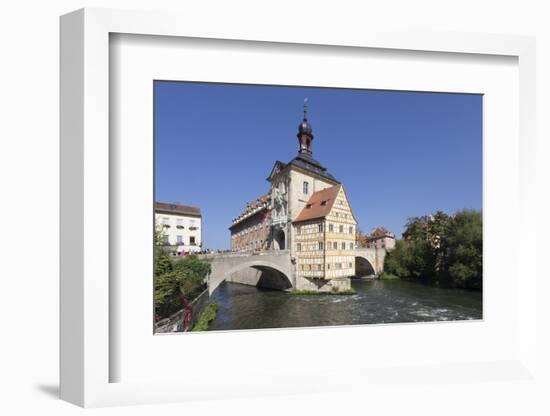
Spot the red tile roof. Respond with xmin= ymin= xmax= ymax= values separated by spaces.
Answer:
xmin=293 ymin=185 xmax=341 ymax=223
xmin=230 ymin=193 xmax=271 ymax=228
xmin=367 ymin=226 xmax=394 ymax=239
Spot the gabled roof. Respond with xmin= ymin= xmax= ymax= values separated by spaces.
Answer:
xmin=155 ymin=202 xmax=201 ymax=217
xmin=267 ymin=154 xmax=339 ymax=184
xmin=293 ymin=185 xmax=341 ymax=223
xmin=368 ymin=226 xmax=395 ymax=239
xmin=287 ymin=153 xmax=339 ymax=184
xmin=266 ymin=160 xmax=287 ymax=181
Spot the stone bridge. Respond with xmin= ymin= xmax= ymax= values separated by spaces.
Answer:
xmin=199 ymin=250 xmax=294 ymax=295
xmin=354 ymin=247 xmax=387 ymax=277
xmin=200 ymin=247 xmax=387 ymax=294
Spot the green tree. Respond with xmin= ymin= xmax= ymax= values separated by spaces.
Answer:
xmin=385 ymin=239 xmax=436 ymax=281
xmin=155 ymin=227 xmax=173 ymax=277
xmin=402 ymin=215 xmax=430 ymax=241
xmin=384 ymin=240 xmax=411 ymax=277
xmin=440 ymin=209 xmax=482 ymax=289
xmin=154 ymin=226 xmax=211 ymax=319
xmin=172 ymin=255 xmax=210 ymax=297
xmin=384 ymin=209 xmax=482 ymax=290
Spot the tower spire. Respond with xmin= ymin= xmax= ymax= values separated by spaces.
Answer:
xmin=297 ymin=98 xmax=313 ymax=155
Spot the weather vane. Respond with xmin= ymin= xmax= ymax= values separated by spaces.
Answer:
xmin=303 ymin=98 xmax=308 ymax=120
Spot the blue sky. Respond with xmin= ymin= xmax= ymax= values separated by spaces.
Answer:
xmin=154 ymin=81 xmax=482 ymax=249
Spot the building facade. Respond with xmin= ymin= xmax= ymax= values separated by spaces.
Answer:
xmin=293 ymin=185 xmax=357 ymax=291
xmin=365 ymin=226 xmax=396 ymax=250
xmin=229 ymin=194 xmax=271 ymax=252
xmin=229 ymin=101 xmax=357 ymax=291
xmin=155 ymin=202 xmax=202 ymax=253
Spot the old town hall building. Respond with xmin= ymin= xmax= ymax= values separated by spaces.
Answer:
xmin=230 ymin=102 xmax=357 ymax=291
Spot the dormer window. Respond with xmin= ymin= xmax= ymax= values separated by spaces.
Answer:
xmin=306 ymin=203 xmax=312 ymax=209
xmin=320 ymin=200 xmax=327 ymax=206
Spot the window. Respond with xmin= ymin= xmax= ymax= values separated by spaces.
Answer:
xmin=162 ymin=217 xmax=169 ymax=225
xmin=317 ymin=264 xmax=322 ymax=271
xmin=329 ymin=224 xmax=334 ymax=232
xmin=318 ymin=242 xmax=324 ymax=250
xmin=336 ymin=263 xmax=342 ymax=269
xmin=349 ymin=242 xmax=354 ymax=250
xmin=327 ymin=264 xmax=331 ymax=270
xmin=318 ymin=223 xmax=323 ymax=233
xmin=176 ymin=235 xmax=183 ymax=244
xmin=163 ymin=234 xmax=169 ymax=244
xmin=333 ymin=242 xmax=338 ymax=250
xmin=320 ymin=200 xmax=327 ymax=206
xmin=297 ymin=226 xmax=301 ymax=235
xmin=339 ymin=225 xmax=344 ymax=233
xmin=341 ymin=242 xmax=346 ymax=250
xmin=303 ymin=181 xmax=309 ymax=194
xmin=297 ymin=243 xmax=302 ymax=251
xmin=349 ymin=262 xmax=353 ymax=268
xmin=349 ymin=226 xmax=353 ymax=234
xmin=190 ymin=236 xmax=196 ymax=245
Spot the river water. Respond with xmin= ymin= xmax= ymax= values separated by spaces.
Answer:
xmin=209 ymin=278 xmax=482 ymax=331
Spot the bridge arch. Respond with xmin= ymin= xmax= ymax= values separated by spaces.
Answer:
xmin=355 ymin=256 xmax=376 ymax=277
xmin=354 ymin=247 xmax=386 ymax=276
xmin=208 ymin=258 xmax=293 ymax=294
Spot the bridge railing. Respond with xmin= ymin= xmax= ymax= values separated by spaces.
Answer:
xmin=198 ymin=249 xmax=291 ymax=260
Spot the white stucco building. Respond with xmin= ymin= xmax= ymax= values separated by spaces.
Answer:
xmin=155 ymin=202 xmax=202 ymax=253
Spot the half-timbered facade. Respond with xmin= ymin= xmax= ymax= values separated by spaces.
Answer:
xmin=293 ymin=185 xmax=356 ymax=291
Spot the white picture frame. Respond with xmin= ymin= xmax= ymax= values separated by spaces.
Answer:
xmin=60 ymin=8 xmax=537 ymax=407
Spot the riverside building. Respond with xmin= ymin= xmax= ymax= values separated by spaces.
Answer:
xmin=155 ymin=202 xmax=202 ymax=253
xmin=365 ymin=226 xmax=396 ymax=250
xmin=229 ymin=101 xmax=357 ymax=291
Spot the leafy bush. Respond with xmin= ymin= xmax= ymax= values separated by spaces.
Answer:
xmin=384 ymin=209 xmax=482 ymax=290
xmin=154 ymin=230 xmax=211 ymax=319
xmin=379 ymin=273 xmax=400 ymax=280
xmin=192 ymin=303 xmax=218 ymax=331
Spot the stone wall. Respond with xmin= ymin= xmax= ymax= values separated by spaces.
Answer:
xmin=154 ymin=289 xmax=210 ymax=333
xmin=295 ymin=276 xmax=351 ymax=292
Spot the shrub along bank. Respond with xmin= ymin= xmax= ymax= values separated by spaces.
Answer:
xmin=384 ymin=210 xmax=482 ymax=290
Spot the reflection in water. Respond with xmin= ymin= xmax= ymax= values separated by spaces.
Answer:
xmin=209 ymin=279 xmax=482 ymax=331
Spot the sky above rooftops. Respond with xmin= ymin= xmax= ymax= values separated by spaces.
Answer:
xmin=155 ymin=81 xmax=482 ymax=249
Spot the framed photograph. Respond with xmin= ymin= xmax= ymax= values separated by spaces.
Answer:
xmin=60 ymin=8 xmax=537 ymax=407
